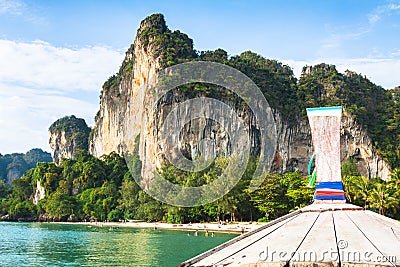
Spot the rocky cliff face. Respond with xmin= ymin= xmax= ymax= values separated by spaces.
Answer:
xmin=88 ymin=14 xmax=391 ymax=180
xmin=49 ymin=130 xmax=76 ymax=164
xmin=32 ymin=180 xmax=45 ymax=205
xmin=340 ymin=111 xmax=391 ymax=179
xmin=49 ymin=115 xmax=90 ymax=164
xmin=90 ymin=15 xmax=165 ymax=160
xmin=5 ymin=167 xmax=22 ymax=185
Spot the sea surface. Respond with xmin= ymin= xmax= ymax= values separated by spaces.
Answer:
xmin=0 ymin=222 xmax=237 ymax=267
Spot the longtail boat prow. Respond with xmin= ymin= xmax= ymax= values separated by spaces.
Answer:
xmin=178 ymin=106 xmax=400 ymax=267
xmin=307 ymin=106 xmax=347 ymax=203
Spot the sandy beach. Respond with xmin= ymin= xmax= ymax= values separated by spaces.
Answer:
xmin=54 ymin=221 xmax=266 ymax=233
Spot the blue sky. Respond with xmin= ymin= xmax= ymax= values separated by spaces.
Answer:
xmin=1 ymin=0 xmax=400 ymax=154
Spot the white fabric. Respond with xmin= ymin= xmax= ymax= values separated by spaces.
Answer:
xmin=307 ymin=106 xmax=342 ymax=183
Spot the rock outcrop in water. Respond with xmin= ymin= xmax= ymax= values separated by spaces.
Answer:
xmin=53 ymin=14 xmax=391 ymax=180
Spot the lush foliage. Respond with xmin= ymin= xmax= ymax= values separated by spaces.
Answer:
xmin=3 ymin=147 xmax=398 ymax=223
xmin=137 ymin=14 xmax=196 ymax=66
xmin=0 ymin=147 xmax=316 ymax=223
xmin=0 ymin=150 xmax=128 ymax=221
xmin=251 ymin=172 xmax=314 ymax=220
xmin=343 ymin=169 xmax=400 ymax=218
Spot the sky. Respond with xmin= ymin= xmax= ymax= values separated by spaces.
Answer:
xmin=1 ymin=0 xmax=400 ymax=155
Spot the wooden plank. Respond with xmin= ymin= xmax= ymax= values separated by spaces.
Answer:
xmin=289 ymin=211 xmax=339 ymax=267
xmin=344 ymin=210 xmax=400 ymax=266
xmin=333 ymin=211 xmax=389 ymax=266
xmin=214 ymin=212 xmax=320 ymax=266
xmin=183 ymin=210 xmax=302 ymax=267
xmin=183 ymin=207 xmax=400 ymax=267
xmin=364 ymin=210 xmax=400 ymax=233
xmin=192 ymin=213 xmax=300 ymax=266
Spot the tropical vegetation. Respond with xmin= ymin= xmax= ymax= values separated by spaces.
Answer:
xmin=0 ymin=148 xmax=399 ymax=223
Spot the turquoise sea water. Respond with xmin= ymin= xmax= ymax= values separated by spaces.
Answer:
xmin=0 ymin=222 xmax=237 ymax=267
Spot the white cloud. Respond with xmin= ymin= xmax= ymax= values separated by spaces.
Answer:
xmin=318 ymin=29 xmax=371 ymax=57
xmin=389 ymin=3 xmax=400 ymax=10
xmin=0 ymin=82 xmax=100 ymax=154
xmin=0 ymin=0 xmax=23 ymax=15
xmin=281 ymin=57 xmax=400 ymax=89
xmin=391 ymin=49 xmax=400 ymax=57
xmin=318 ymin=2 xmax=400 ymax=58
xmin=0 ymin=0 xmax=46 ymax=24
xmin=0 ymin=40 xmax=124 ymax=92
xmin=368 ymin=2 xmax=400 ymax=25
xmin=0 ymin=39 xmax=124 ymax=154
xmin=336 ymin=58 xmax=400 ymax=88
xmin=294 ymin=2 xmax=400 ymax=88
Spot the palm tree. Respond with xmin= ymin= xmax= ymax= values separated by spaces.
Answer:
xmin=368 ymin=182 xmax=398 ymax=216
xmin=389 ymin=169 xmax=400 ymax=193
xmin=388 ymin=169 xmax=400 ymax=218
xmin=342 ymin=175 xmax=359 ymax=203
xmin=352 ymin=176 xmax=370 ymax=208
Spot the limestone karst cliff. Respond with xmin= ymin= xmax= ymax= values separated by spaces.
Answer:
xmin=63 ymin=14 xmax=393 ymax=180
xmin=49 ymin=115 xmax=90 ymax=165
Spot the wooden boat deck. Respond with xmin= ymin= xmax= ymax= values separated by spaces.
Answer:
xmin=179 ymin=204 xmax=400 ymax=267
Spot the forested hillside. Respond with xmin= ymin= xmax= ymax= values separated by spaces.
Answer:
xmin=1 ymin=148 xmax=399 ymax=222
xmin=0 ymin=149 xmax=52 ymax=185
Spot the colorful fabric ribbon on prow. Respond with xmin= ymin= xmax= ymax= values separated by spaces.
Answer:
xmin=307 ymin=153 xmax=316 ymax=188
xmin=314 ymin=181 xmax=347 ymax=201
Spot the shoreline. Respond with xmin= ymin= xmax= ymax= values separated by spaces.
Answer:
xmin=50 ymin=221 xmax=266 ymax=233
